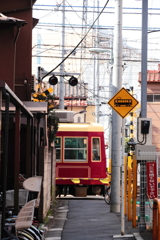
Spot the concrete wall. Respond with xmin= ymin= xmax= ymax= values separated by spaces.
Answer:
xmin=38 ymin=146 xmax=56 ymax=222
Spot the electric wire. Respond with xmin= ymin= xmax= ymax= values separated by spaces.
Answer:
xmin=41 ymin=0 xmax=110 ymax=80
xmin=36 ymin=1 xmax=64 ymax=19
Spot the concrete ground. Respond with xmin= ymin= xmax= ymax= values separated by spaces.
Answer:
xmin=43 ymin=197 xmax=152 ymax=240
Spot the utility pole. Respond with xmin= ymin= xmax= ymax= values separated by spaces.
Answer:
xmin=107 ymin=37 xmax=113 ymax=162
xmin=141 ymin=0 xmax=148 ymax=118
xmin=110 ymin=0 xmax=123 ymax=213
xmin=59 ymin=0 xmax=65 ymax=109
xmin=96 ymin=0 xmax=100 ymax=123
xmin=139 ymin=0 xmax=148 ymax=232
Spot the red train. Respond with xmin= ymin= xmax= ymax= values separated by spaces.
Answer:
xmin=55 ymin=122 xmax=108 ymax=196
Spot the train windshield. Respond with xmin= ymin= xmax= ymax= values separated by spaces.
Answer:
xmin=92 ymin=137 xmax=101 ymax=161
xmin=64 ymin=137 xmax=87 ymax=162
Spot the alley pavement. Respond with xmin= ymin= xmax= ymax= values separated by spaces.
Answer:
xmin=43 ymin=197 xmax=152 ymax=240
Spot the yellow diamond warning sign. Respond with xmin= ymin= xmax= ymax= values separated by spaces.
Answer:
xmin=108 ymin=87 xmax=139 ymax=118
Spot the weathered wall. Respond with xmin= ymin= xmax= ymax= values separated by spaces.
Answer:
xmin=1 ymin=0 xmax=38 ymax=101
xmin=0 ymin=24 xmax=15 ymax=90
xmin=38 ymin=146 xmax=56 ymax=222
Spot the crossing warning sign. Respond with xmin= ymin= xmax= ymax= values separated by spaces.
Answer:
xmin=108 ymin=87 xmax=139 ymax=118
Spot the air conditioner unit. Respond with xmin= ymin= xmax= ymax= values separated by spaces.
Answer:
xmin=54 ymin=110 xmax=74 ymax=123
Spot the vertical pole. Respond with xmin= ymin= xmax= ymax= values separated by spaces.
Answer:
xmin=121 ymin=118 xmax=125 ymax=235
xmin=132 ymin=156 xmax=137 ymax=228
xmin=94 ymin=55 xmax=96 ymax=103
xmin=124 ymin=155 xmax=127 ymax=216
xmin=14 ymin=107 xmax=21 ymax=214
xmin=96 ymin=56 xmax=99 ymax=123
xmin=110 ymin=0 xmax=123 ymax=213
xmin=129 ymin=87 xmax=134 ymax=156
xmin=38 ymin=66 xmax=41 ymax=93
xmin=26 ymin=117 xmax=31 ymax=178
xmin=31 ymin=118 xmax=35 ymax=176
xmin=96 ymin=0 xmax=100 ymax=123
xmin=128 ymin=156 xmax=132 ymax=221
xmin=141 ymin=0 xmax=148 ymax=118
xmin=59 ymin=0 xmax=65 ymax=109
xmin=93 ymin=0 xmax=96 ymax=112
xmin=1 ymin=92 xmax=9 ymax=239
xmin=140 ymin=0 xmax=148 ymax=232
xmin=152 ymin=200 xmax=157 ymax=240
xmin=108 ymin=38 xmax=113 ymax=161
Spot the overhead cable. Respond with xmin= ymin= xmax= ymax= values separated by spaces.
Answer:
xmin=41 ymin=0 xmax=110 ymax=80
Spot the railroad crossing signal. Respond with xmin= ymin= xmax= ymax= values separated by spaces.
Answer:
xmin=32 ymin=87 xmax=54 ymax=102
xmin=108 ymin=87 xmax=139 ymax=118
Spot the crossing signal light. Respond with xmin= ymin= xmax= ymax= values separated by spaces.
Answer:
xmin=49 ymin=75 xmax=58 ymax=85
xmin=69 ymin=76 xmax=78 ymax=86
xmin=48 ymin=75 xmax=78 ymax=86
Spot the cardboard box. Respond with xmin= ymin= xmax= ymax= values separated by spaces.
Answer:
xmin=75 ymin=187 xmax=87 ymax=197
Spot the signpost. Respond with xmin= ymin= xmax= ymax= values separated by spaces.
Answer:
xmin=108 ymin=87 xmax=139 ymax=118
xmin=108 ymin=87 xmax=139 ymax=235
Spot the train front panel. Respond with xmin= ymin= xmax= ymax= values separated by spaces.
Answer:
xmin=55 ymin=123 xmax=108 ymax=196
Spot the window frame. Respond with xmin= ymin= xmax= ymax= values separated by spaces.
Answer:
xmin=63 ymin=136 xmax=88 ymax=163
xmin=55 ymin=137 xmax=62 ymax=162
xmin=147 ymin=94 xmax=160 ymax=102
xmin=91 ymin=137 xmax=101 ymax=162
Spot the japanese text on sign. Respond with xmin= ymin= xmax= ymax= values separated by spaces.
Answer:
xmin=146 ymin=162 xmax=158 ymax=199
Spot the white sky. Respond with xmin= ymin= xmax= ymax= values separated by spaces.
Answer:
xmin=33 ymin=0 xmax=160 ymax=59
xmin=32 ymin=0 xmax=160 ymax=99
xmin=32 ymin=0 xmax=160 ymax=143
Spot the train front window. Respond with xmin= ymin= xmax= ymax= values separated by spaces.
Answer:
xmin=55 ymin=137 xmax=61 ymax=162
xmin=64 ymin=137 xmax=87 ymax=162
xmin=92 ymin=138 xmax=101 ymax=161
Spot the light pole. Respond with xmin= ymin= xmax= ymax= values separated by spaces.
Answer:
xmin=89 ymin=47 xmax=113 ymax=175
xmin=89 ymin=48 xmax=111 ymax=123
xmin=59 ymin=0 xmax=65 ymax=109
xmin=139 ymin=0 xmax=148 ymax=232
xmin=111 ymin=0 xmax=122 ymax=214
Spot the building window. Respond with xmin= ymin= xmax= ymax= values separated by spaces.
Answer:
xmin=92 ymin=137 xmax=101 ymax=161
xmin=147 ymin=94 xmax=160 ymax=102
xmin=154 ymin=95 xmax=160 ymax=102
xmin=64 ymin=137 xmax=87 ymax=162
xmin=55 ymin=137 xmax=61 ymax=162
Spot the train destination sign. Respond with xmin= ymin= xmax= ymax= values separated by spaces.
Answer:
xmin=108 ymin=87 xmax=139 ymax=118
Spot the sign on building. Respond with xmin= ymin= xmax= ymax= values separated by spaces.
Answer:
xmin=146 ymin=162 xmax=158 ymax=199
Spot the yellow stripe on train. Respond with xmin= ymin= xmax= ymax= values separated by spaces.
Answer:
xmin=71 ymin=179 xmax=80 ymax=184
xmin=56 ymin=178 xmax=109 ymax=183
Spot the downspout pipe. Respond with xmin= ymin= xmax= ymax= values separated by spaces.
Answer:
xmin=14 ymin=27 xmax=21 ymax=44
xmin=1 ymin=91 xmax=10 ymax=239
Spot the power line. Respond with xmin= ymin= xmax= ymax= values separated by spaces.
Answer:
xmin=32 ymin=55 xmax=160 ymax=63
xmin=34 ymin=4 xmax=160 ymax=11
xmin=41 ymin=0 xmax=110 ymax=80
xmin=36 ymin=23 xmax=160 ymax=32
xmin=34 ymin=8 xmax=160 ymax=16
